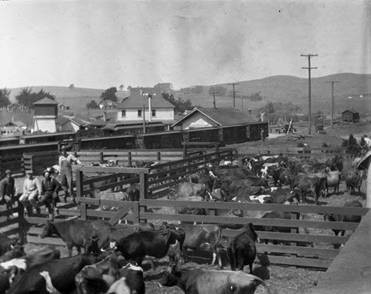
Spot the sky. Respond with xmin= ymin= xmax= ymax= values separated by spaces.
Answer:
xmin=0 ymin=0 xmax=369 ymax=89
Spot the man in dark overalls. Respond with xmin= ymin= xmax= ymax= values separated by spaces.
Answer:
xmin=0 ymin=169 xmax=15 ymax=217
xmin=39 ymin=170 xmax=60 ymax=220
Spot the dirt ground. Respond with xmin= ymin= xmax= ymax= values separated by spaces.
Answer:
xmin=18 ymin=120 xmax=371 ymax=294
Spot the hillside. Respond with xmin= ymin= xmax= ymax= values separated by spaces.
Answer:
xmin=8 ymin=86 xmax=103 ymax=113
xmin=176 ymin=73 xmax=371 ymax=115
xmin=6 ymin=73 xmax=371 ymax=115
xmin=8 ymin=86 xmax=129 ymax=113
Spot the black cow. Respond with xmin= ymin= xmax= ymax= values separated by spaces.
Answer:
xmin=115 ymin=228 xmax=181 ymax=267
xmin=75 ymin=253 xmax=126 ymax=294
xmin=227 ymin=223 xmax=258 ymax=273
xmin=160 ymin=267 xmax=268 ymax=294
xmin=40 ymin=219 xmax=112 ymax=256
xmin=7 ymin=254 xmax=96 ymax=294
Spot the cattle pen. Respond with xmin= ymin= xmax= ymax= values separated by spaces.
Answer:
xmin=0 ymin=147 xmax=366 ymax=276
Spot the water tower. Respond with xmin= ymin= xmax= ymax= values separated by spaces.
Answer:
xmin=33 ymin=97 xmax=58 ymax=133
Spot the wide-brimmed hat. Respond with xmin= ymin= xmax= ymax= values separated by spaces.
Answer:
xmin=5 ymin=169 xmax=11 ymax=174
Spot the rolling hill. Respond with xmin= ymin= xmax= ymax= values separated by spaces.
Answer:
xmin=7 ymin=73 xmax=371 ymax=115
xmin=176 ymin=73 xmax=371 ymax=115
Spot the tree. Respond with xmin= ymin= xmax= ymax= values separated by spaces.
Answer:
xmin=16 ymin=88 xmax=55 ymax=108
xmin=119 ymin=84 xmax=124 ymax=91
xmin=86 ymin=100 xmax=99 ymax=109
xmin=100 ymin=87 xmax=118 ymax=102
xmin=69 ymin=84 xmax=75 ymax=89
xmin=0 ymin=88 xmax=11 ymax=107
xmin=162 ymin=93 xmax=193 ymax=114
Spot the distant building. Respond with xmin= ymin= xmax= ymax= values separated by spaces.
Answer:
xmin=171 ymin=107 xmax=258 ymax=130
xmin=116 ymin=94 xmax=175 ymax=123
xmin=33 ymin=97 xmax=58 ymax=133
xmin=0 ymin=121 xmax=26 ymax=136
xmin=342 ymin=110 xmax=360 ymax=123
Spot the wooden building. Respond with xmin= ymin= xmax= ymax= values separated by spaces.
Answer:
xmin=342 ymin=110 xmax=360 ymax=123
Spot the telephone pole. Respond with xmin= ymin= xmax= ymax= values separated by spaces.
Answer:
xmin=301 ymin=54 xmax=318 ymax=135
xmin=229 ymin=82 xmax=238 ymax=108
xmin=326 ymin=80 xmax=340 ymax=127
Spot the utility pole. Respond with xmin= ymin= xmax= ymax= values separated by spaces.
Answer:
xmin=142 ymin=104 xmax=146 ymax=134
xmin=301 ymin=54 xmax=318 ymax=135
xmin=229 ymin=82 xmax=238 ymax=108
xmin=211 ymin=88 xmax=216 ymax=109
xmin=326 ymin=80 xmax=340 ymax=127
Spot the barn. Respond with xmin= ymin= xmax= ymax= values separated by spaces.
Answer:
xmin=171 ymin=107 xmax=259 ymax=130
xmin=342 ymin=110 xmax=360 ymax=123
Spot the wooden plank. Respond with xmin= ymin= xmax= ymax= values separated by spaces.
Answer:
xmin=81 ymin=166 xmax=150 ymax=174
xmin=27 ymin=235 xmax=65 ymax=246
xmin=257 ymin=244 xmax=339 ymax=258
xmin=140 ymin=200 xmax=369 ymax=216
xmin=140 ymin=213 xmax=360 ymax=230
xmin=263 ymin=255 xmax=331 ymax=269
xmin=86 ymin=210 xmax=117 ymax=218
xmin=77 ymin=198 xmax=138 ymax=209
xmin=222 ymin=230 xmax=349 ymax=244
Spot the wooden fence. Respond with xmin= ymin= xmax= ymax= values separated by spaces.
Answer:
xmin=74 ymin=148 xmax=236 ymax=200
xmin=75 ymin=149 xmax=185 ymax=166
xmin=20 ymin=197 xmax=369 ymax=270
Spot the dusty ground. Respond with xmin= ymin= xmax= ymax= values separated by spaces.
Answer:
xmin=16 ymin=120 xmax=371 ymax=294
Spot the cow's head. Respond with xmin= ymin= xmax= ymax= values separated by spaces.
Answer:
xmin=40 ymin=221 xmax=58 ymax=238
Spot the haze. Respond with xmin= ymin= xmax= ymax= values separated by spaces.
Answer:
xmin=0 ymin=0 xmax=369 ymax=89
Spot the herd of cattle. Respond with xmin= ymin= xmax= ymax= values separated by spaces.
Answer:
xmin=0 ymin=152 xmax=365 ymax=294
xmin=0 ymin=218 xmax=271 ymax=294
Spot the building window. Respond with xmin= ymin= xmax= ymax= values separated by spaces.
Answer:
xmin=152 ymin=109 xmax=156 ymax=117
xmin=137 ymin=109 xmax=142 ymax=117
xmin=121 ymin=110 xmax=126 ymax=117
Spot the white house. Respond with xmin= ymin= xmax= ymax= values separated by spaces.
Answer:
xmin=116 ymin=94 xmax=175 ymax=123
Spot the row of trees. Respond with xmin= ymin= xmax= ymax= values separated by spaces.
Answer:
xmin=0 ymin=88 xmax=56 ymax=108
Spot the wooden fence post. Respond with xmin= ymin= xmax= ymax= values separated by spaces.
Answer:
xmin=139 ymin=172 xmax=147 ymax=200
xmin=99 ymin=152 xmax=104 ymax=163
xmin=157 ymin=151 xmax=161 ymax=162
xmin=75 ymin=169 xmax=83 ymax=199
xmin=128 ymin=152 xmax=132 ymax=167
xmin=17 ymin=201 xmax=27 ymax=244
xmin=139 ymin=172 xmax=147 ymax=223
xmin=80 ymin=203 xmax=87 ymax=221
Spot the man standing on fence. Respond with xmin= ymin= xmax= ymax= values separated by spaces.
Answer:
xmin=0 ymin=169 xmax=16 ymax=215
xmin=20 ymin=170 xmax=40 ymax=215
xmin=59 ymin=145 xmax=81 ymax=203
xmin=39 ymin=170 xmax=60 ymax=220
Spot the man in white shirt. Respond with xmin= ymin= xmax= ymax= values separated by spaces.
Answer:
xmin=59 ymin=146 xmax=81 ymax=203
xmin=19 ymin=171 xmax=40 ymax=214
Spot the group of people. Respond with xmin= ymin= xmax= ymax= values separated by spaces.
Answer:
xmin=0 ymin=146 xmax=81 ymax=219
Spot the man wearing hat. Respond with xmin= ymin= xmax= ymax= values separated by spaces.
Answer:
xmin=20 ymin=170 xmax=40 ymax=214
xmin=0 ymin=169 xmax=15 ymax=212
xmin=39 ymin=169 xmax=60 ymax=219
xmin=59 ymin=146 xmax=81 ymax=203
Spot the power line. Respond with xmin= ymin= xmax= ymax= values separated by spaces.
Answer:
xmin=326 ymin=80 xmax=340 ymax=127
xmin=228 ymin=82 xmax=239 ymax=108
xmin=301 ymin=54 xmax=318 ymax=135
